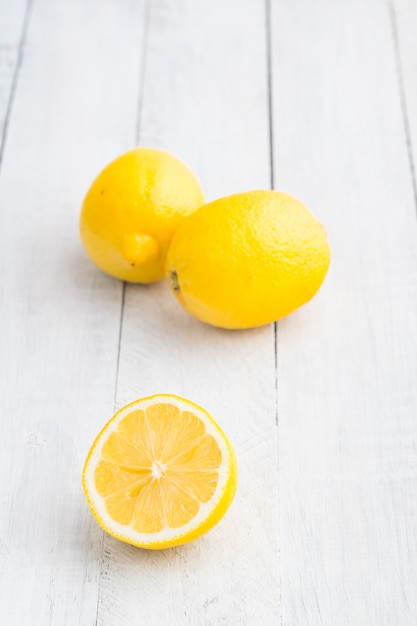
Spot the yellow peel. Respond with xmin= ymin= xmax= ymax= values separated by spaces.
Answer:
xmin=165 ymin=190 xmax=331 ymax=329
xmin=79 ymin=148 xmax=205 ymax=283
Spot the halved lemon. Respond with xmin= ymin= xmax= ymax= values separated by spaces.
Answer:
xmin=82 ymin=394 xmax=237 ymax=550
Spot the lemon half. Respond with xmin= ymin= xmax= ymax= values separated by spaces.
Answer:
xmin=82 ymin=395 xmax=237 ymax=550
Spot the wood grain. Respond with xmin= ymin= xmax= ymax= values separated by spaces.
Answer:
xmin=95 ymin=1 xmax=280 ymax=624
xmin=271 ymin=0 xmax=417 ymax=624
xmin=0 ymin=0 xmax=147 ymax=623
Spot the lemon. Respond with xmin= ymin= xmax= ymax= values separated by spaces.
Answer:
xmin=79 ymin=148 xmax=205 ymax=283
xmin=82 ymin=394 xmax=237 ymax=550
xmin=165 ymin=190 xmax=331 ymax=329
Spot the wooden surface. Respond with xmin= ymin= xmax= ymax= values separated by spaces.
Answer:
xmin=0 ymin=0 xmax=416 ymax=624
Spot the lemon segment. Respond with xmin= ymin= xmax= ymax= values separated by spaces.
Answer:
xmin=82 ymin=395 xmax=237 ymax=550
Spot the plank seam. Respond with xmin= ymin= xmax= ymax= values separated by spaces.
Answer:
xmin=93 ymin=531 xmax=105 ymax=626
xmin=265 ymin=0 xmax=275 ymax=192
xmin=113 ymin=0 xmax=152 ymax=415
xmin=273 ymin=320 xmax=282 ymax=625
xmin=0 ymin=0 xmax=34 ymax=167
xmin=266 ymin=0 xmax=281 ymax=621
xmin=388 ymin=0 xmax=417 ymax=212
xmin=113 ymin=281 xmax=127 ymax=410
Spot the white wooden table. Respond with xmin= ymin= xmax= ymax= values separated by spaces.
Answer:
xmin=1 ymin=0 xmax=417 ymax=623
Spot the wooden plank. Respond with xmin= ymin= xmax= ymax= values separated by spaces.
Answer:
xmin=96 ymin=0 xmax=279 ymax=624
xmin=0 ymin=0 xmax=147 ymax=623
xmin=392 ymin=0 xmax=417 ymax=203
xmin=270 ymin=0 xmax=417 ymax=624
xmin=0 ymin=0 xmax=29 ymax=155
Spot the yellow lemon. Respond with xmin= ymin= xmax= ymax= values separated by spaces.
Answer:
xmin=165 ymin=190 xmax=331 ymax=329
xmin=79 ymin=148 xmax=205 ymax=283
xmin=82 ymin=394 xmax=237 ymax=550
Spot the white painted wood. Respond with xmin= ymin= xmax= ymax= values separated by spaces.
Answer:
xmin=2 ymin=0 xmax=416 ymax=623
xmin=96 ymin=1 xmax=280 ymax=624
xmin=0 ymin=0 xmax=147 ymax=623
xmin=0 ymin=0 xmax=28 ymax=149
xmin=137 ymin=0 xmax=270 ymax=201
xmin=271 ymin=0 xmax=417 ymax=624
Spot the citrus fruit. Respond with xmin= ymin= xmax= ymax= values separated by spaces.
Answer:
xmin=82 ymin=394 xmax=237 ymax=550
xmin=165 ymin=190 xmax=331 ymax=329
xmin=79 ymin=148 xmax=205 ymax=283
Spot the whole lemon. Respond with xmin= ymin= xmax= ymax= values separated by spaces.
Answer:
xmin=79 ymin=148 xmax=205 ymax=283
xmin=165 ymin=191 xmax=331 ymax=329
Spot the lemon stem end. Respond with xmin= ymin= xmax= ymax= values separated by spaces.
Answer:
xmin=170 ymin=271 xmax=180 ymax=291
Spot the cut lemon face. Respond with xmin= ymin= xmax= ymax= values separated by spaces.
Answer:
xmin=82 ymin=395 xmax=237 ymax=550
